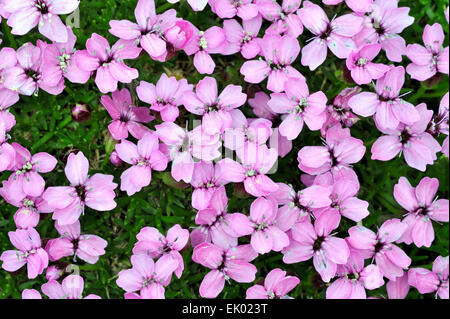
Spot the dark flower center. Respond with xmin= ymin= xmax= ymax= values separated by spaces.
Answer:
xmin=313 ymin=236 xmax=325 ymax=251
xmin=76 ymin=185 xmax=86 ymax=202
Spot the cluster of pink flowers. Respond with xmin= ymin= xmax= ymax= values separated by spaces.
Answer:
xmin=0 ymin=0 xmax=448 ymax=299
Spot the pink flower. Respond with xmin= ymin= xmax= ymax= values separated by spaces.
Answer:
xmin=272 ymin=182 xmax=332 ymax=231
xmin=0 ymin=120 xmax=15 ymax=172
xmin=222 ymin=16 xmax=262 ymax=59
xmin=371 ymin=103 xmax=441 ymax=172
xmin=297 ymin=124 xmax=365 ymax=178
xmin=137 ymin=73 xmax=193 ymax=122
xmin=282 ymin=210 xmax=350 ymax=283
xmin=231 ymin=197 xmax=290 ymax=254
xmin=132 ymin=224 xmax=189 ymax=279
xmin=116 ymin=254 xmax=178 ymax=299
xmin=346 ymin=44 xmax=390 ymax=85
xmin=386 ymin=271 xmax=410 ymax=299
xmin=322 ymin=0 xmax=373 ymax=13
xmin=406 ymin=23 xmax=449 ymax=81
xmin=240 ymin=34 xmax=304 ymax=92
xmin=0 ymin=87 xmax=19 ymax=131
xmin=4 ymin=143 xmax=57 ymax=203
xmin=298 ymin=1 xmax=363 ymax=70
xmin=3 ymin=41 xmax=64 ymax=96
xmin=408 ymin=255 xmax=448 ymax=299
xmin=101 ymin=88 xmax=153 ymax=140
xmin=248 ymin=91 xmax=276 ymax=120
xmin=22 ymin=289 xmax=42 ymax=299
xmin=216 ymin=144 xmax=279 ymax=197
xmin=348 ymin=66 xmax=420 ymax=130
xmin=347 ymin=219 xmax=411 ymax=281
xmin=41 ymin=26 xmax=91 ymax=88
xmin=0 ymin=185 xmax=52 ymax=229
xmin=43 ymin=151 xmax=118 ymax=225
xmin=326 ymin=248 xmax=384 ymax=299
xmin=427 ymin=92 xmax=448 ymax=138
xmin=108 ymin=0 xmax=177 ymax=61
xmin=74 ymin=33 xmax=141 ymax=93
xmin=393 ymin=177 xmax=449 ymax=248
xmin=192 ymin=242 xmax=257 ymax=298
xmin=45 ymin=220 xmax=108 ymax=264
xmin=246 ymin=268 xmax=300 ymax=299
xmin=42 ymin=275 xmax=101 ymax=299
xmin=267 ymin=78 xmax=327 ymax=140
xmin=0 ymin=227 xmax=48 ymax=279
xmin=354 ymin=0 xmax=414 ymax=62
xmin=183 ymin=26 xmax=227 ymax=74
xmin=211 ymin=0 xmax=259 ymax=20
xmin=321 ymin=87 xmax=361 ymax=136
xmin=115 ymin=133 xmax=168 ymax=195
xmin=182 ymin=76 xmax=247 ymax=135
xmin=164 ymin=20 xmax=195 ymax=52
xmin=256 ymin=0 xmax=303 ymax=37
xmin=156 ymin=122 xmax=221 ymax=183
xmin=2 ymin=0 xmax=80 ymax=42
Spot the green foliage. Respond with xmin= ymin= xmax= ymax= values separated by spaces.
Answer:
xmin=0 ymin=0 xmax=448 ymax=299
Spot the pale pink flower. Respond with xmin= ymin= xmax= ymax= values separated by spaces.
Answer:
xmin=346 ymin=44 xmax=390 ymax=85
xmin=22 ymin=289 xmax=42 ymax=299
xmin=256 ymin=0 xmax=303 ymax=37
xmin=193 ymin=242 xmax=257 ymax=298
xmin=394 ymin=177 xmax=449 ymax=248
xmin=211 ymin=0 xmax=259 ymax=20
xmin=42 ymin=275 xmax=101 ymax=299
xmin=43 ymin=151 xmax=118 ymax=225
xmin=282 ymin=210 xmax=350 ymax=283
xmin=408 ymin=256 xmax=448 ymax=299
xmin=137 ymin=73 xmax=193 ymax=122
xmin=386 ymin=271 xmax=410 ymax=299
xmin=406 ymin=23 xmax=449 ymax=81
xmin=0 ymin=227 xmax=48 ymax=279
xmin=322 ymin=0 xmax=373 ymax=13
xmin=0 ymin=120 xmax=15 ymax=172
xmin=115 ymin=132 xmax=168 ymax=196
xmin=0 ymin=87 xmax=19 ymax=131
xmin=45 ymin=220 xmax=108 ymax=264
xmin=246 ymin=268 xmax=300 ymax=299
xmin=101 ymin=88 xmax=153 ymax=140
xmin=222 ymin=16 xmax=262 ymax=59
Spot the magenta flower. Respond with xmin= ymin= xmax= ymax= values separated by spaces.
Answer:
xmin=222 ymin=16 xmax=262 ymax=59
xmin=183 ymin=76 xmax=247 ymax=135
xmin=394 ymin=177 xmax=449 ymax=248
xmin=0 ymin=227 xmax=48 ymax=279
xmin=282 ymin=210 xmax=350 ymax=283
xmin=322 ymin=0 xmax=373 ymax=13
xmin=43 ymin=151 xmax=118 ymax=225
xmin=347 ymin=219 xmax=411 ymax=281
xmin=212 ymin=0 xmax=259 ymax=20
xmin=230 ymin=197 xmax=290 ymax=254
xmin=326 ymin=249 xmax=384 ymax=299
xmin=406 ymin=23 xmax=449 ymax=81
xmin=137 ymin=73 xmax=193 ymax=122
xmin=115 ymin=132 xmax=168 ymax=195
xmin=408 ymin=256 xmax=448 ymax=299
xmin=268 ymin=78 xmax=327 ymax=140
xmin=3 ymin=41 xmax=64 ymax=96
xmin=354 ymin=0 xmax=414 ymax=62
xmin=0 ymin=185 xmax=52 ymax=229
xmin=74 ymin=34 xmax=141 ymax=93
xmin=109 ymin=0 xmax=177 ymax=61
xmin=193 ymin=242 xmax=257 ymax=298
xmin=101 ymin=88 xmax=153 ymax=140
xmin=348 ymin=66 xmax=420 ymax=130
xmin=4 ymin=143 xmax=57 ymax=203
xmin=321 ymin=87 xmax=361 ymax=136
xmin=155 ymin=122 xmax=222 ymax=183
xmin=246 ymin=268 xmax=300 ymax=299
xmin=132 ymin=224 xmax=189 ymax=279
xmin=42 ymin=275 xmax=101 ymax=299
xmin=45 ymin=220 xmax=108 ymax=264
xmin=297 ymin=124 xmax=365 ymax=179
xmin=371 ymin=103 xmax=441 ymax=172
xmin=41 ymin=26 xmax=91 ymax=88
xmin=256 ymin=0 xmax=303 ymax=37
xmin=183 ymin=26 xmax=227 ymax=74
xmin=116 ymin=254 xmax=178 ymax=299
xmin=298 ymin=1 xmax=363 ymax=70
xmin=240 ymin=34 xmax=304 ymax=92
xmin=216 ymin=144 xmax=279 ymax=197
xmin=346 ymin=44 xmax=390 ymax=85
xmin=2 ymin=0 xmax=80 ymax=42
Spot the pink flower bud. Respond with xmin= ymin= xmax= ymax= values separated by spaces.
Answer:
xmin=110 ymin=150 xmax=123 ymax=167
xmin=165 ymin=20 xmax=194 ymax=50
xmin=71 ymin=103 xmax=91 ymax=123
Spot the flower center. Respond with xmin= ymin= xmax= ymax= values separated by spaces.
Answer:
xmin=313 ymin=236 xmax=325 ymax=251
xmin=356 ymin=58 xmax=368 ymax=66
